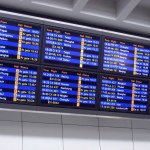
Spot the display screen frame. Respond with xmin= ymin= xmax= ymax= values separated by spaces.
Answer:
xmin=38 ymin=65 xmax=99 ymax=110
xmin=0 ymin=17 xmax=43 ymax=64
xmin=42 ymin=25 xmax=101 ymax=73
xmin=101 ymin=36 xmax=150 ymax=78
xmin=99 ymin=73 xmax=150 ymax=115
xmin=0 ymin=60 xmax=40 ymax=106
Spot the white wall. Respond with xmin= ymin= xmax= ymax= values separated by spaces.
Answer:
xmin=0 ymin=110 xmax=150 ymax=150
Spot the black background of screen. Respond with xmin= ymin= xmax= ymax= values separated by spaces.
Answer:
xmin=0 ymin=17 xmax=43 ymax=64
xmin=99 ymin=74 xmax=150 ymax=114
xmin=42 ymin=26 xmax=101 ymax=72
xmin=0 ymin=60 xmax=39 ymax=105
xmin=101 ymin=36 xmax=150 ymax=78
xmin=39 ymin=66 xmax=99 ymax=110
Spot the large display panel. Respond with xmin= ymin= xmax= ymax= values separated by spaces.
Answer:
xmin=100 ymin=75 xmax=149 ymax=113
xmin=0 ymin=18 xmax=42 ymax=62
xmin=0 ymin=61 xmax=38 ymax=103
xmin=40 ymin=67 xmax=97 ymax=108
xmin=102 ymin=37 xmax=150 ymax=77
xmin=43 ymin=27 xmax=100 ymax=70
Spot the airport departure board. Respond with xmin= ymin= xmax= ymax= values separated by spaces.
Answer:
xmin=100 ymin=75 xmax=149 ymax=113
xmin=0 ymin=17 xmax=150 ymax=116
xmin=0 ymin=19 xmax=41 ymax=62
xmin=40 ymin=68 xmax=97 ymax=108
xmin=103 ymin=37 xmax=150 ymax=77
xmin=43 ymin=27 xmax=100 ymax=70
xmin=0 ymin=62 xmax=38 ymax=103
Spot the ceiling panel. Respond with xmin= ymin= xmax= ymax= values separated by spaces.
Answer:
xmin=0 ymin=0 xmax=150 ymax=36
xmin=81 ymin=0 xmax=117 ymax=19
xmin=31 ymin=0 xmax=74 ymax=10
xmin=125 ymin=0 xmax=150 ymax=29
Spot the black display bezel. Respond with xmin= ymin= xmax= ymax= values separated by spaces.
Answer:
xmin=101 ymin=35 xmax=150 ymax=78
xmin=37 ymin=65 xmax=99 ymax=111
xmin=99 ymin=73 xmax=150 ymax=115
xmin=0 ymin=60 xmax=40 ymax=106
xmin=0 ymin=17 xmax=43 ymax=65
xmin=41 ymin=25 xmax=101 ymax=73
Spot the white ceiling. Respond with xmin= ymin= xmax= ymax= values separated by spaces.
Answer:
xmin=0 ymin=0 xmax=150 ymax=36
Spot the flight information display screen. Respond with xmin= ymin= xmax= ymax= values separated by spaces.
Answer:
xmin=100 ymin=75 xmax=149 ymax=113
xmin=43 ymin=27 xmax=100 ymax=70
xmin=103 ymin=37 xmax=150 ymax=77
xmin=0 ymin=18 xmax=41 ymax=62
xmin=0 ymin=62 xmax=38 ymax=103
xmin=40 ymin=68 xmax=97 ymax=108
